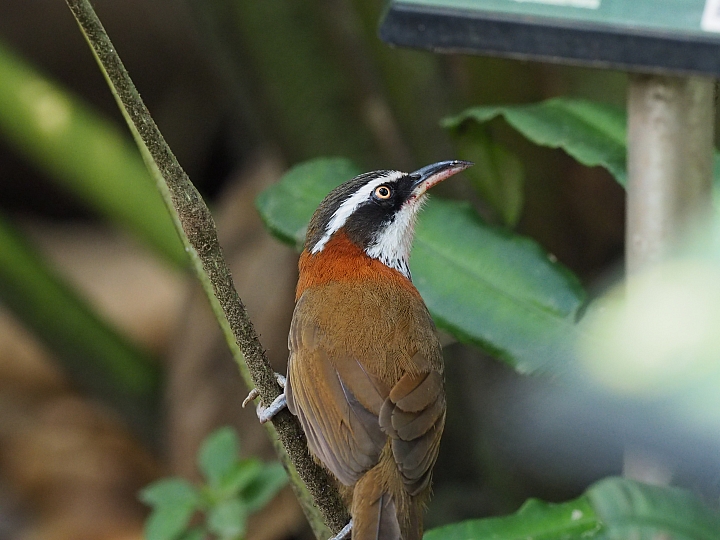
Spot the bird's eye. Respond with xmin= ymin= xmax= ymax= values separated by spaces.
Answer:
xmin=374 ymin=185 xmax=392 ymax=200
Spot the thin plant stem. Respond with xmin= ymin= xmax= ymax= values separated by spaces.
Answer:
xmin=64 ymin=0 xmax=350 ymax=537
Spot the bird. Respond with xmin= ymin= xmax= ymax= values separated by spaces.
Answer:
xmin=253 ymin=160 xmax=472 ymax=540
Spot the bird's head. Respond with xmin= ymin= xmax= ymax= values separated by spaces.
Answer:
xmin=304 ymin=160 xmax=472 ymax=279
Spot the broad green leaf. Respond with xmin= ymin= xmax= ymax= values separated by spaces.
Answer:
xmin=0 ymin=40 xmax=185 ymax=266
xmin=425 ymin=494 xmax=601 ymax=539
xmin=453 ymin=122 xmax=525 ymax=227
xmin=257 ymin=158 xmax=585 ymax=372
xmin=413 ymin=199 xmax=583 ymax=371
xmin=241 ymin=463 xmax=289 ymax=512
xmin=444 ymin=97 xmax=720 ymax=203
xmin=140 ymin=478 xmax=200 ymax=540
xmin=443 ymin=98 xmax=627 ymax=186
xmin=588 ymin=477 xmax=720 ymax=540
xmin=198 ymin=427 xmax=240 ymax=489
xmin=425 ymin=478 xmax=720 ymax=540
xmin=207 ymin=497 xmax=248 ymax=539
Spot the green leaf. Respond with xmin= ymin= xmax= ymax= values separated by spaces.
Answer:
xmin=443 ymin=98 xmax=627 ymax=186
xmin=425 ymin=494 xmax=601 ymax=539
xmin=241 ymin=462 xmax=289 ymax=512
xmin=140 ymin=478 xmax=200 ymax=540
xmin=413 ymin=199 xmax=583 ymax=372
xmin=0 ymin=40 xmax=186 ymax=267
xmin=221 ymin=459 xmax=263 ymax=496
xmin=453 ymin=122 xmax=525 ymax=227
xmin=257 ymin=158 xmax=585 ymax=373
xmin=444 ymin=98 xmax=720 ymax=209
xmin=207 ymin=497 xmax=247 ymax=539
xmin=425 ymin=478 xmax=720 ymax=540
xmin=198 ymin=427 xmax=240 ymax=489
xmin=178 ymin=528 xmax=207 ymax=540
xmin=140 ymin=477 xmax=200 ymax=508
xmin=588 ymin=477 xmax=720 ymax=540
xmin=144 ymin=509 xmax=197 ymax=540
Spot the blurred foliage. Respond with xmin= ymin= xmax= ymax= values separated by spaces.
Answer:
xmin=0 ymin=39 xmax=180 ymax=436
xmin=141 ymin=427 xmax=287 ymax=540
xmin=0 ymin=212 xmax=160 ymax=436
xmin=0 ymin=39 xmax=186 ymax=266
xmin=190 ymin=0 xmax=379 ymax=165
xmin=576 ymin=217 xmax=720 ymax=439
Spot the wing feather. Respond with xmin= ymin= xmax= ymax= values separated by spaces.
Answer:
xmin=379 ymin=368 xmax=445 ymax=496
xmin=286 ymin=295 xmax=387 ymax=485
xmin=286 ymin=290 xmax=445 ymax=498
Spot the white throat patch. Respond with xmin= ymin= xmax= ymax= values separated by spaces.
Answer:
xmin=310 ymin=171 xmax=405 ymax=255
xmin=365 ymin=195 xmax=426 ymax=280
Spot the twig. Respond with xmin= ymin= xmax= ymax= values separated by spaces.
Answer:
xmin=64 ymin=0 xmax=350 ymax=537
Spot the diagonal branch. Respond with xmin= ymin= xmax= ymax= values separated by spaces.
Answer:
xmin=64 ymin=0 xmax=349 ymax=537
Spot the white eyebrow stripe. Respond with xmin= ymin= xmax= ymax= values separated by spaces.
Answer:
xmin=310 ymin=171 xmax=404 ymax=254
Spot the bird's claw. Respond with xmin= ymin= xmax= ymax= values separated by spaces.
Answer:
xmin=328 ymin=520 xmax=352 ymax=540
xmin=241 ymin=388 xmax=260 ymax=408
xmin=242 ymin=373 xmax=287 ymax=424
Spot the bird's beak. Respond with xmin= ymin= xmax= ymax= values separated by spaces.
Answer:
xmin=409 ymin=160 xmax=473 ymax=197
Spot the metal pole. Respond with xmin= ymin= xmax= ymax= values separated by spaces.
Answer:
xmin=624 ymin=74 xmax=715 ymax=483
xmin=626 ymin=74 xmax=715 ymax=276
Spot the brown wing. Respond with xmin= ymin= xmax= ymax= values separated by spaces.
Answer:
xmin=286 ymin=294 xmax=388 ymax=486
xmin=286 ymin=291 xmax=445 ymax=495
xmin=379 ymin=360 xmax=446 ymax=496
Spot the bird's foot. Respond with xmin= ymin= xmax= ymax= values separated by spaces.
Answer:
xmin=242 ymin=373 xmax=286 ymax=407
xmin=242 ymin=373 xmax=287 ymax=424
xmin=329 ymin=520 xmax=352 ymax=540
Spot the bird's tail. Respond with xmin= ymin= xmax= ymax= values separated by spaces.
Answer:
xmin=351 ymin=453 xmax=422 ymax=540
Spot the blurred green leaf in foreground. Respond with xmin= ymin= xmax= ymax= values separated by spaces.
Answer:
xmin=141 ymin=427 xmax=288 ymax=540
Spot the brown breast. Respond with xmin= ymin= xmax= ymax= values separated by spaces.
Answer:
xmin=295 ymin=230 xmax=441 ymax=383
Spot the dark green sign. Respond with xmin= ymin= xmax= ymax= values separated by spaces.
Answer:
xmin=380 ymin=0 xmax=720 ymax=75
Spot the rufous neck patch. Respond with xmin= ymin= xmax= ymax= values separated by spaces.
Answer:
xmin=296 ymin=231 xmax=419 ymax=301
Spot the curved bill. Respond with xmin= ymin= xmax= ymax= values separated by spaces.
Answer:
xmin=410 ymin=160 xmax=473 ymax=196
